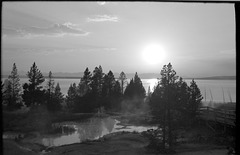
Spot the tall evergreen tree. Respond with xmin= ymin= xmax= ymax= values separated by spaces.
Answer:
xmin=22 ymin=62 xmax=45 ymax=107
xmin=77 ymin=67 xmax=92 ymax=97
xmin=82 ymin=67 xmax=92 ymax=85
xmin=160 ymin=63 xmax=179 ymax=149
xmin=171 ymin=77 xmax=191 ymax=127
xmin=101 ymin=70 xmax=117 ymax=110
xmin=113 ymin=81 xmax=122 ymax=97
xmin=66 ymin=83 xmax=77 ymax=110
xmin=90 ymin=65 xmax=104 ymax=98
xmin=150 ymin=63 xmax=203 ymax=150
xmin=102 ymin=70 xmax=115 ymax=97
xmin=27 ymin=62 xmax=45 ymax=90
xmin=50 ymin=82 xmax=64 ymax=111
xmin=2 ymin=79 xmax=12 ymax=106
xmin=123 ymin=73 xmax=146 ymax=112
xmin=150 ymin=63 xmax=179 ymax=149
xmin=124 ymin=78 xmax=134 ymax=98
xmin=176 ymin=77 xmax=190 ymax=112
xmin=133 ymin=72 xmax=146 ymax=98
xmin=188 ymin=79 xmax=203 ymax=118
xmin=54 ymin=83 xmax=64 ymax=102
xmin=124 ymin=72 xmax=145 ymax=98
xmin=3 ymin=63 xmax=23 ymax=110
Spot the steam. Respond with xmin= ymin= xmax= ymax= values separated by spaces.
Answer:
xmin=120 ymin=96 xmax=150 ymax=115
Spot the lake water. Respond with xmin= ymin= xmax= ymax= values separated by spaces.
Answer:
xmin=1 ymin=78 xmax=236 ymax=103
xmin=41 ymin=117 xmax=157 ymax=147
xmin=3 ymin=116 xmax=157 ymax=147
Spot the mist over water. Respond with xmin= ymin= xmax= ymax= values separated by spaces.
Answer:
xmin=41 ymin=117 xmax=157 ymax=147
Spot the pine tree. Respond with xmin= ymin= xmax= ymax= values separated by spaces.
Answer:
xmin=123 ymin=73 xmax=146 ymax=112
xmin=113 ymin=81 xmax=122 ymax=97
xmin=50 ymin=82 xmax=64 ymax=111
xmin=27 ymin=62 xmax=45 ymax=90
xmin=111 ymin=80 xmax=122 ymax=111
xmin=124 ymin=72 xmax=145 ymax=98
xmin=188 ymin=79 xmax=203 ymax=118
xmin=2 ymin=79 xmax=12 ymax=106
xmin=150 ymin=63 xmax=204 ymax=150
xmin=66 ymin=83 xmax=77 ymax=110
xmin=176 ymin=78 xmax=190 ymax=109
xmin=22 ymin=62 xmax=45 ymax=106
xmin=102 ymin=70 xmax=115 ymax=97
xmin=174 ymin=77 xmax=191 ymax=126
xmin=82 ymin=67 xmax=92 ymax=85
xmin=77 ymin=67 xmax=92 ymax=97
xmin=160 ymin=63 xmax=179 ymax=149
xmin=90 ymin=65 xmax=104 ymax=97
xmin=77 ymin=80 xmax=87 ymax=97
xmin=133 ymin=72 xmax=146 ymax=98
xmin=101 ymin=70 xmax=117 ymax=110
xmin=3 ymin=63 xmax=23 ymax=110
xmin=124 ymin=78 xmax=134 ymax=98
xmin=54 ymin=83 xmax=64 ymax=101
xmin=150 ymin=63 xmax=179 ymax=149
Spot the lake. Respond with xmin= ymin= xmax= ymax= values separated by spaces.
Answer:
xmin=3 ymin=116 xmax=157 ymax=147
xmin=1 ymin=78 xmax=236 ymax=103
xmin=41 ymin=117 xmax=157 ymax=147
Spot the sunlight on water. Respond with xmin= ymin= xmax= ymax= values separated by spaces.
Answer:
xmin=146 ymin=79 xmax=158 ymax=92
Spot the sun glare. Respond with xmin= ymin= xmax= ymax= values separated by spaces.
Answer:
xmin=142 ymin=44 xmax=166 ymax=65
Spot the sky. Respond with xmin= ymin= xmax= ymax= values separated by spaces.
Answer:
xmin=1 ymin=2 xmax=236 ymax=78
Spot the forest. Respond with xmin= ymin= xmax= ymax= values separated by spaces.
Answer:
xmin=2 ymin=62 xmax=204 ymax=149
xmin=2 ymin=62 xmax=202 ymax=114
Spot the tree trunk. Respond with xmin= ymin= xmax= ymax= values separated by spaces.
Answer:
xmin=168 ymin=108 xmax=172 ymax=149
xmin=162 ymin=104 xmax=166 ymax=149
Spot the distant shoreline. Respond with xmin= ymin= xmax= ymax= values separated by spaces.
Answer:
xmin=184 ymin=77 xmax=236 ymax=80
xmin=1 ymin=75 xmax=236 ymax=80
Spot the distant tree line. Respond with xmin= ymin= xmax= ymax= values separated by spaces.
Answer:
xmin=1 ymin=62 xmax=148 ymax=113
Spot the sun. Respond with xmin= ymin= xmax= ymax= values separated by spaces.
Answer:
xmin=142 ymin=44 xmax=166 ymax=65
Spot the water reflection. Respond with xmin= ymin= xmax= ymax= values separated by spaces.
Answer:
xmin=41 ymin=117 xmax=157 ymax=147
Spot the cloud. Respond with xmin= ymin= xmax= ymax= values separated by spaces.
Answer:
xmin=97 ymin=2 xmax=106 ymax=6
xmin=87 ymin=15 xmax=119 ymax=22
xmin=2 ymin=46 xmax=117 ymax=56
xmin=2 ymin=28 xmax=23 ymax=38
xmin=62 ymin=22 xmax=78 ymax=27
xmin=2 ymin=23 xmax=89 ymax=38
xmin=85 ymin=47 xmax=117 ymax=52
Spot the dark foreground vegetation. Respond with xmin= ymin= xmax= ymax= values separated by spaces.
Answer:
xmin=2 ymin=62 xmax=236 ymax=154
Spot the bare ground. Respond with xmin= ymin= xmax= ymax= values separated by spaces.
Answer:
xmin=3 ymin=132 xmax=229 ymax=155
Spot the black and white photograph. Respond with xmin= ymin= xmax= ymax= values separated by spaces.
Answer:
xmin=1 ymin=1 xmax=236 ymax=155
